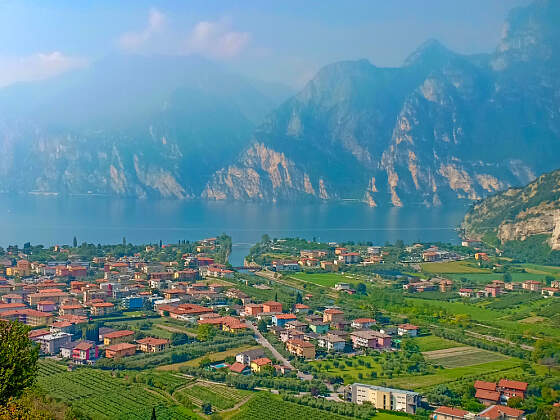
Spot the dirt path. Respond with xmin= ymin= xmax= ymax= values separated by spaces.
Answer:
xmin=466 ymin=330 xmax=534 ymax=351
xmin=156 ymin=324 xmax=197 ymax=337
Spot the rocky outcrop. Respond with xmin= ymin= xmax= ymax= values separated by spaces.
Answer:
xmin=462 ymin=168 xmax=560 ymax=248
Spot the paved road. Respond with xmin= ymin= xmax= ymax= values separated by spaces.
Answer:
xmin=248 ymin=321 xmax=313 ymax=381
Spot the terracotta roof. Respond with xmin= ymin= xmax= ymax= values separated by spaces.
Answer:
xmin=475 ymin=389 xmax=500 ymax=401
xmin=91 ymin=302 xmax=114 ymax=308
xmin=434 ymin=406 xmax=470 ymax=417
xmin=353 ymin=318 xmax=376 ymax=323
xmin=251 ymin=357 xmax=272 ymax=366
xmin=498 ymin=379 xmax=528 ymax=391
xmin=294 ymin=304 xmax=309 ymax=309
xmin=136 ymin=337 xmax=169 ymax=346
xmin=74 ymin=341 xmax=95 ymax=351
xmin=275 ymin=313 xmax=297 ymax=319
xmin=478 ymin=405 xmax=524 ymax=420
xmin=324 ymin=308 xmax=344 ymax=314
xmin=474 ymin=381 xmax=497 ymax=391
xmin=106 ymin=343 xmax=136 ymax=351
xmin=398 ymin=323 xmax=419 ymax=330
xmin=28 ymin=329 xmax=50 ymax=339
xmin=104 ymin=330 xmax=135 ymax=339
xmin=287 ymin=339 xmax=314 ymax=348
xmin=229 ymin=362 xmax=248 ymax=373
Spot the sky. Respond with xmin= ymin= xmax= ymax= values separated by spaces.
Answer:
xmin=0 ymin=0 xmax=531 ymax=89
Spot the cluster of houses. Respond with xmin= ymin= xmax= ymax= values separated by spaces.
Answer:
xmin=404 ymin=277 xmax=454 ymax=293
xmin=28 ymin=324 xmax=170 ymax=362
xmin=459 ymin=279 xmax=560 ymax=299
xmin=432 ymin=379 xmax=528 ymax=420
xmin=269 ymin=246 xmax=385 ymax=273
xmin=242 ymin=301 xmax=419 ymax=360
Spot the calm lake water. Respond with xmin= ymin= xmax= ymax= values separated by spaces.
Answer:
xmin=0 ymin=195 xmax=468 ymax=266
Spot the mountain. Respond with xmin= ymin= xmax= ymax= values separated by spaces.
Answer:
xmin=0 ymin=0 xmax=558 ymax=204
xmin=461 ymin=168 xmax=560 ymax=253
xmin=0 ymin=55 xmax=286 ymax=198
xmin=205 ymin=0 xmax=560 ymax=206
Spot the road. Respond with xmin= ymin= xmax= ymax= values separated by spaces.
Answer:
xmin=247 ymin=321 xmax=313 ymax=381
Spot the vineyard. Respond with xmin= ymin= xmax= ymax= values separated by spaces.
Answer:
xmin=230 ymin=393 xmax=356 ymax=420
xmin=37 ymin=361 xmax=198 ymax=420
xmin=174 ymin=381 xmax=250 ymax=411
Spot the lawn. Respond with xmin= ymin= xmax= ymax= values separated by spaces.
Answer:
xmin=422 ymin=346 xmax=508 ymax=368
xmin=412 ymin=335 xmax=462 ymax=352
xmin=378 ymin=358 xmax=523 ymax=391
xmin=289 ymin=272 xmax=362 ymax=288
xmin=157 ymin=345 xmax=262 ymax=370
xmin=405 ymin=297 xmax=502 ymax=322
xmin=421 ymin=261 xmax=490 ymax=274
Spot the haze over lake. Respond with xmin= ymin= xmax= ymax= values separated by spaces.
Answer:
xmin=0 ymin=195 xmax=467 ymax=265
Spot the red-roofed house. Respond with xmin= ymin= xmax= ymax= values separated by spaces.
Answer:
xmin=498 ymin=379 xmax=528 ymax=399
xmin=432 ymin=406 xmax=471 ymax=420
xmin=351 ymin=318 xmax=376 ymax=329
xmin=72 ymin=341 xmax=99 ymax=364
xmin=262 ymin=301 xmax=282 ymax=313
xmin=475 ymin=389 xmax=501 ymax=406
xmin=478 ymin=405 xmax=524 ymax=420
xmin=105 ymin=343 xmax=137 ymax=358
xmin=323 ymin=308 xmax=344 ymax=323
xmin=285 ymin=339 xmax=315 ymax=359
xmin=397 ymin=324 xmax=419 ymax=337
xmin=272 ymin=313 xmax=297 ymax=327
xmin=229 ymin=362 xmax=251 ymax=375
xmin=136 ymin=337 xmax=169 ymax=353
xmin=103 ymin=330 xmax=135 ymax=346
xmin=250 ymin=357 xmax=272 ymax=372
xmin=90 ymin=302 xmax=115 ymax=316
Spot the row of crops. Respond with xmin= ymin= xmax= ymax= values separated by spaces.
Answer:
xmin=37 ymin=361 xmax=197 ymax=420
xmin=231 ymin=393 xmax=356 ymax=420
xmin=174 ymin=382 xmax=249 ymax=411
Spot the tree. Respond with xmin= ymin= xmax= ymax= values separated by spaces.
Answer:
xmin=197 ymin=324 xmax=215 ymax=342
xmin=0 ymin=321 xmax=39 ymax=404
xmin=257 ymin=319 xmax=268 ymax=333
xmin=356 ymin=283 xmax=367 ymax=295
xmin=123 ymin=237 xmax=127 ymax=246
xmin=202 ymin=403 xmax=212 ymax=415
xmin=274 ymin=291 xmax=278 ymax=302
xmin=295 ymin=292 xmax=303 ymax=304
xmin=73 ymin=236 xmax=78 ymax=248
xmin=507 ymin=397 xmax=523 ymax=408
xmin=170 ymin=332 xmax=189 ymax=346
xmin=261 ymin=234 xmax=270 ymax=244
xmin=151 ymin=407 xmax=157 ymax=420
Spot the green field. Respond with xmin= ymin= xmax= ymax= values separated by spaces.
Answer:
xmin=289 ymin=272 xmax=363 ymax=287
xmin=421 ymin=261 xmax=490 ymax=274
xmin=422 ymin=347 xmax=508 ymax=368
xmin=412 ymin=335 xmax=462 ymax=352
xmin=379 ymin=358 xmax=522 ymax=391
xmin=406 ymin=297 xmax=501 ymax=322
xmin=37 ymin=361 xmax=197 ymax=420
xmin=175 ymin=382 xmax=250 ymax=411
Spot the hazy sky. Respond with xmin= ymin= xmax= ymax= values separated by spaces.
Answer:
xmin=0 ymin=0 xmax=531 ymax=88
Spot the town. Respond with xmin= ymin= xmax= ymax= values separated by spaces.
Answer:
xmin=0 ymin=235 xmax=559 ymax=419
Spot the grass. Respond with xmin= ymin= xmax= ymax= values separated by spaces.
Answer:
xmin=406 ymin=298 xmax=502 ymax=322
xmin=289 ymin=272 xmax=362 ymax=288
xmin=413 ymin=335 xmax=462 ymax=352
xmin=422 ymin=347 xmax=508 ymax=368
xmin=156 ymin=345 xmax=262 ymax=370
xmin=378 ymin=359 xmax=523 ymax=390
xmin=421 ymin=260 xmax=490 ymax=274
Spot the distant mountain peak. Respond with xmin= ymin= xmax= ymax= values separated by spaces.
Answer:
xmin=403 ymin=39 xmax=454 ymax=68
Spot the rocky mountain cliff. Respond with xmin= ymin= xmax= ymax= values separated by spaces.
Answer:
xmin=0 ymin=0 xmax=558 ymax=205
xmin=462 ymin=169 xmax=560 ymax=250
xmin=205 ymin=0 xmax=560 ymax=206
xmin=0 ymin=55 xmax=287 ymax=198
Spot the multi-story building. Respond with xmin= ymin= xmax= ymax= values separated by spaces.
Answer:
xmin=285 ymin=339 xmax=315 ymax=359
xmin=136 ymin=337 xmax=169 ymax=353
xmin=350 ymin=330 xmax=391 ymax=349
xmin=103 ymin=330 xmax=135 ymax=346
xmin=350 ymin=383 xmax=420 ymax=414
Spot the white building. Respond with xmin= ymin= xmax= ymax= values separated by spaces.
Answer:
xmin=350 ymin=383 xmax=420 ymax=414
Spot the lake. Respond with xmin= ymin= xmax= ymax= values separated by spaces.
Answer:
xmin=0 ymin=195 xmax=468 ymax=265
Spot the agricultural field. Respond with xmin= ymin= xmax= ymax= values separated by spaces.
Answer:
xmin=406 ymin=298 xmax=501 ymax=322
xmin=422 ymin=346 xmax=508 ymax=368
xmin=230 ymin=393 xmax=355 ymax=420
xmin=174 ymin=381 xmax=251 ymax=411
xmin=379 ymin=358 xmax=523 ymax=391
xmin=289 ymin=272 xmax=364 ymax=287
xmin=309 ymin=355 xmax=382 ymax=384
xmin=412 ymin=335 xmax=462 ymax=352
xmin=421 ymin=260 xmax=489 ymax=274
xmin=157 ymin=345 xmax=262 ymax=370
xmin=36 ymin=361 xmax=197 ymax=420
